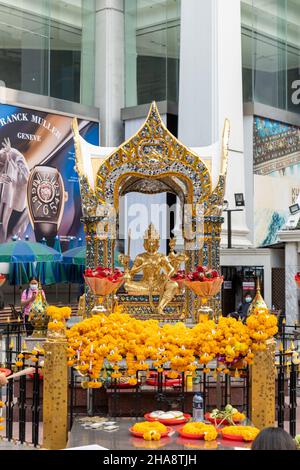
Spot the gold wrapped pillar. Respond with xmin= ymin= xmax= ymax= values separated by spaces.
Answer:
xmin=250 ymin=340 xmax=276 ymax=429
xmin=43 ymin=338 xmax=68 ymax=450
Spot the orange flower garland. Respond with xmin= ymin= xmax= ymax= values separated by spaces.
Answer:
xmin=0 ymin=400 xmax=4 ymax=432
xmin=66 ymin=306 xmax=278 ymax=385
xmin=46 ymin=306 xmax=71 ymax=335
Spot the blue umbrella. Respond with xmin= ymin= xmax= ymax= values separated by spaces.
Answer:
xmin=69 ymin=237 xmax=77 ymax=250
xmin=8 ymin=262 xmax=29 ymax=285
xmin=23 ymin=235 xmax=37 ymax=279
xmin=34 ymin=238 xmax=59 ymax=285
xmin=0 ymin=238 xmax=62 ymax=263
xmin=0 ymin=237 xmax=61 ymax=302
xmin=52 ymin=236 xmax=67 ymax=283
xmin=62 ymin=246 xmax=86 ymax=266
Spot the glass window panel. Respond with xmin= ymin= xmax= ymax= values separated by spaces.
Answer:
xmin=252 ymin=0 xmax=287 ymax=110
xmin=287 ymin=0 xmax=300 ymax=113
xmin=0 ymin=0 xmax=50 ymax=95
xmin=49 ymin=0 xmax=82 ymax=103
xmin=242 ymin=0 xmax=300 ymax=114
xmin=125 ymin=0 xmax=180 ymax=107
xmin=0 ymin=0 xmax=95 ymax=105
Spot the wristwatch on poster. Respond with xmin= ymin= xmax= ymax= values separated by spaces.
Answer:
xmin=27 ymin=166 xmax=68 ymax=242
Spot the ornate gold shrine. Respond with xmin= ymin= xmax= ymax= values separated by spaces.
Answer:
xmin=72 ymin=102 xmax=230 ymax=320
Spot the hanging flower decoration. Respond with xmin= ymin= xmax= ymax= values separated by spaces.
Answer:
xmin=246 ymin=306 xmax=278 ymax=351
xmin=46 ymin=306 xmax=71 ymax=338
xmin=0 ymin=400 xmax=4 ymax=432
xmin=66 ymin=304 xmax=278 ymax=387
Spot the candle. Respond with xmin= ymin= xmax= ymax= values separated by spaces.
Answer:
xmin=186 ymin=373 xmax=193 ymax=392
xmin=127 ymin=229 xmax=131 ymax=257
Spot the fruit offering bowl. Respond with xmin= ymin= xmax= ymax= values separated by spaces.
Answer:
xmin=84 ymin=267 xmax=124 ymax=296
xmin=84 ymin=267 xmax=124 ymax=314
xmin=184 ymin=266 xmax=223 ymax=321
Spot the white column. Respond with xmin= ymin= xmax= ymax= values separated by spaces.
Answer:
xmin=285 ymin=242 xmax=299 ymax=325
xmin=95 ymin=0 xmax=125 ymax=146
xmin=278 ymin=231 xmax=300 ymax=324
xmin=178 ymin=0 xmax=251 ymax=248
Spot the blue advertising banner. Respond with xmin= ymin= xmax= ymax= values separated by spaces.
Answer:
xmin=254 ymin=116 xmax=300 ymax=246
xmin=0 ymin=103 xmax=99 ymax=246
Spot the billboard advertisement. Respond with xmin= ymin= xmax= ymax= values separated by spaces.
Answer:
xmin=0 ymin=103 xmax=99 ymax=245
xmin=254 ymin=116 xmax=300 ymax=246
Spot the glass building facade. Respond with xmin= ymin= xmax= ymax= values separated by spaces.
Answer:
xmin=0 ymin=0 xmax=95 ymax=106
xmin=124 ymin=0 xmax=181 ymax=107
xmin=241 ymin=0 xmax=300 ymax=113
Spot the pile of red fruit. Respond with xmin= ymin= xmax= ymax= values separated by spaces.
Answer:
xmin=172 ymin=270 xmax=186 ymax=282
xmin=84 ymin=267 xmax=123 ymax=283
xmin=0 ymin=274 xmax=6 ymax=287
xmin=295 ymin=272 xmax=300 ymax=287
xmin=186 ymin=266 xmax=221 ymax=282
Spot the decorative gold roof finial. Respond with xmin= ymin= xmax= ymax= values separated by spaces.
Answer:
xmin=249 ymin=277 xmax=268 ymax=314
xmin=144 ymin=223 xmax=160 ymax=241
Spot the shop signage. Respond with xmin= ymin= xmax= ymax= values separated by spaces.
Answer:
xmin=223 ymin=281 xmax=232 ymax=289
xmin=243 ymin=281 xmax=255 ymax=291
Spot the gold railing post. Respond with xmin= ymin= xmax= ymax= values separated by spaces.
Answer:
xmin=43 ymin=335 xmax=68 ymax=450
xmin=250 ymin=339 xmax=276 ymax=429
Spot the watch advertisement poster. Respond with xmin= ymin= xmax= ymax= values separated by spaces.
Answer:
xmin=0 ymin=103 xmax=99 ymax=245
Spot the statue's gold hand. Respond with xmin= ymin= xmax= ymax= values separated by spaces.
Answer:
xmin=118 ymin=254 xmax=130 ymax=268
xmin=124 ymin=272 xmax=131 ymax=281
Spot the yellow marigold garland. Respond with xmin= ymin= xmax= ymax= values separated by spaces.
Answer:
xmin=182 ymin=422 xmax=218 ymax=441
xmin=132 ymin=421 xmax=167 ymax=434
xmin=221 ymin=425 xmax=260 ymax=441
xmin=66 ymin=306 xmax=278 ymax=384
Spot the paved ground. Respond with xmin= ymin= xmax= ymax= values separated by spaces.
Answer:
xmin=0 ymin=440 xmax=38 ymax=450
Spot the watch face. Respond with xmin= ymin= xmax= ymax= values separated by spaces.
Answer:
xmin=27 ymin=166 xmax=64 ymax=223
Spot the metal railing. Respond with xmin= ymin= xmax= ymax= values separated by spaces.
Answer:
xmin=0 ymin=323 xmax=43 ymax=447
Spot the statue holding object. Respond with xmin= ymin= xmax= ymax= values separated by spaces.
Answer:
xmin=119 ymin=224 xmax=185 ymax=315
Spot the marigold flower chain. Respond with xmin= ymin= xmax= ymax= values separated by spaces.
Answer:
xmin=66 ymin=307 xmax=278 ymax=383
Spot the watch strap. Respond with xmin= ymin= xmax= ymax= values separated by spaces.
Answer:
xmin=34 ymin=223 xmax=58 ymax=243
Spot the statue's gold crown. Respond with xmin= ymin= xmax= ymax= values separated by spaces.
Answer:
xmin=144 ymin=223 xmax=160 ymax=241
xmin=169 ymin=237 xmax=177 ymax=251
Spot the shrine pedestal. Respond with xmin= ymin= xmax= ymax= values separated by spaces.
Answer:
xmin=43 ymin=339 xmax=68 ymax=450
xmin=250 ymin=340 xmax=276 ymax=430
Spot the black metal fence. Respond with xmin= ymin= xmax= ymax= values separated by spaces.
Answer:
xmin=276 ymin=320 xmax=300 ymax=437
xmin=1 ymin=317 xmax=299 ymax=446
xmin=69 ymin=365 xmax=249 ymax=428
xmin=0 ymin=322 xmax=43 ymax=447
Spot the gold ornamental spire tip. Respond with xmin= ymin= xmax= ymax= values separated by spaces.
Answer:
xmin=144 ymin=223 xmax=160 ymax=241
xmin=249 ymin=277 xmax=267 ymax=314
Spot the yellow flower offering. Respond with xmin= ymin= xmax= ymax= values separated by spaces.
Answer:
xmin=87 ymin=381 xmax=102 ymax=389
xmin=143 ymin=430 xmax=161 ymax=441
xmin=182 ymin=422 xmax=218 ymax=441
xmin=232 ymin=412 xmax=246 ymax=422
xmin=132 ymin=421 xmax=167 ymax=434
xmin=221 ymin=425 xmax=260 ymax=441
xmin=66 ymin=305 xmax=278 ymax=382
xmin=48 ymin=321 xmax=65 ymax=331
xmin=0 ymin=401 xmax=4 ymax=408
